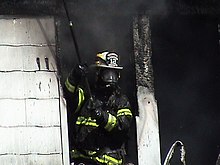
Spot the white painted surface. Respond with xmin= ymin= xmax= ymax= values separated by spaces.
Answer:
xmin=0 ymin=17 xmax=69 ymax=165
xmin=136 ymin=86 xmax=161 ymax=165
xmin=26 ymin=99 xmax=60 ymax=126
xmin=0 ymin=72 xmax=59 ymax=99
xmin=0 ymin=99 xmax=26 ymax=126
xmin=59 ymin=89 xmax=70 ymax=165
xmin=0 ymin=18 xmax=55 ymax=45
xmin=0 ymin=46 xmax=57 ymax=71
xmin=0 ymin=155 xmax=63 ymax=165
xmin=0 ymin=127 xmax=62 ymax=154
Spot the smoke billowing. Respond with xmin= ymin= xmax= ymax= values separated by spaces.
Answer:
xmin=151 ymin=15 xmax=220 ymax=164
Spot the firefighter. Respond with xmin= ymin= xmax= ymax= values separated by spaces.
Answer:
xmin=64 ymin=51 xmax=133 ymax=165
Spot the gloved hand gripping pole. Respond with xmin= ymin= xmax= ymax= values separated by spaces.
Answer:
xmin=61 ymin=0 xmax=93 ymax=102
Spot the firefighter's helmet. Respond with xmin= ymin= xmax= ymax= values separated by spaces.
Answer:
xmin=92 ymin=51 xmax=123 ymax=85
xmin=93 ymin=51 xmax=123 ymax=70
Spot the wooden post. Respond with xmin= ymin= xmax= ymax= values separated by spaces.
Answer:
xmin=133 ymin=15 xmax=161 ymax=165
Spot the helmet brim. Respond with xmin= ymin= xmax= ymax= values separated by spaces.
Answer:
xmin=90 ymin=64 xmax=123 ymax=70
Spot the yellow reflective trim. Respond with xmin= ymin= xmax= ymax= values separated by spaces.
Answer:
xmin=97 ymin=52 xmax=106 ymax=61
xmin=71 ymin=149 xmax=123 ymax=165
xmin=87 ymin=150 xmax=97 ymax=156
xmin=65 ymin=79 xmax=85 ymax=113
xmin=95 ymin=154 xmax=123 ymax=165
xmin=104 ymin=113 xmax=117 ymax=132
xmin=75 ymin=88 xmax=85 ymax=112
xmin=76 ymin=116 xmax=99 ymax=127
xmin=117 ymin=108 xmax=132 ymax=117
xmin=65 ymin=78 xmax=75 ymax=93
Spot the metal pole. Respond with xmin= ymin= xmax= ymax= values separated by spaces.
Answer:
xmin=61 ymin=0 xmax=93 ymax=102
xmin=61 ymin=0 xmax=81 ymax=63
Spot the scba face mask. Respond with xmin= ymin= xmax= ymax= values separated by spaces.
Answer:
xmin=92 ymin=51 xmax=123 ymax=88
xmin=101 ymin=69 xmax=119 ymax=84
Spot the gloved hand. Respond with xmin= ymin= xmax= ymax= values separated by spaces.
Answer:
xmin=69 ymin=63 xmax=88 ymax=84
xmin=94 ymin=108 xmax=110 ymax=125
xmin=87 ymin=99 xmax=107 ymax=125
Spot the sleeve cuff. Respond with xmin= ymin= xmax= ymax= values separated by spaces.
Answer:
xmin=104 ymin=113 xmax=117 ymax=132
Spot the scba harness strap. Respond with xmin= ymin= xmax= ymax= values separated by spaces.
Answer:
xmin=71 ymin=148 xmax=125 ymax=165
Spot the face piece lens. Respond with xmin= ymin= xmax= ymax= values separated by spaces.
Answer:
xmin=101 ymin=69 xmax=119 ymax=83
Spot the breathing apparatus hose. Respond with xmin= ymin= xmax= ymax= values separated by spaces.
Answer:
xmin=163 ymin=140 xmax=186 ymax=165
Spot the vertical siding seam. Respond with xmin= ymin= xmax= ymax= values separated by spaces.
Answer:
xmin=55 ymin=71 xmax=64 ymax=165
xmin=24 ymin=99 xmax=27 ymax=126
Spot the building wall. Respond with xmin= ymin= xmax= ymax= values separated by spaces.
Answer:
xmin=0 ymin=17 xmax=69 ymax=165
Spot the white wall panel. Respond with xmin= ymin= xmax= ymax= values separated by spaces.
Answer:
xmin=0 ymin=128 xmax=28 ymax=154
xmin=25 ymin=127 xmax=62 ymax=153
xmin=0 ymin=94 xmax=60 ymax=127
xmin=26 ymin=99 xmax=60 ymax=126
xmin=0 ymin=17 xmax=69 ymax=165
xmin=0 ymin=99 xmax=26 ymax=126
xmin=0 ymin=72 xmax=59 ymax=99
xmin=0 ymin=46 xmax=57 ymax=71
xmin=0 ymin=155 xmax=62 ymax=165
xmin=24 ymin=72 xmax=59 ymax=98
xmin=0 ymin=72 xmax=24 ymax=98
xmin=0 ymin=18 xmax=55 ymax=45
xmin=0 ymin=155 xmax=26 ymax=165
xmin=26 ymin=155 xmax=63 ymax=165
xmin=0 ymin=127 xmax=61 ymax=154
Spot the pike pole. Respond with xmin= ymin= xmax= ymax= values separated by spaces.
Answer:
xmin=61 ymin=0 xmax=93 ymax=102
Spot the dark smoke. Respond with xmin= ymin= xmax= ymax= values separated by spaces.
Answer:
xmin=151 ymin=15 xmax=220 ymax=164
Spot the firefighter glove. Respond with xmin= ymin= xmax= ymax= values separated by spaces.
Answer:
xmin=87 ymin=99 xmax=108 ymax=126
xmin=93 ymin=108 xmax=105 ymax=124
xmin=69 ymin=63 xmax=88 ymax=84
